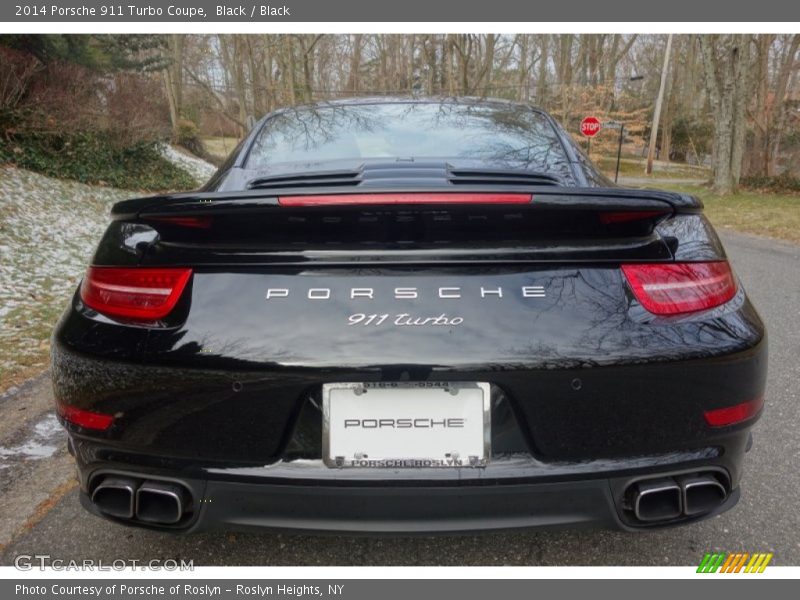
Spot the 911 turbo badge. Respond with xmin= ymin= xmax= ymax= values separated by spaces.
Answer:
xmin=265 ymin=285 xmax=548 ymax=300
xmin=348 ymin=313 xmax=465 ymax=327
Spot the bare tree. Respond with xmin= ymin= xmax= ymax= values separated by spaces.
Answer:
xmin=748 ymin=35 xmax=800 ymax=176
xmin=347 ymin=34 xmax=363 ymax=93
xmin=162 ymin=35 xmax=184 ymax=140
xmin=700 ymin=34 xmax=754 ymax=193
xmin=159 ymin=33 xmax=799 ymax=183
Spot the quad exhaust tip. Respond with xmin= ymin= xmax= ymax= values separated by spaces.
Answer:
xmin=90 ymin=475 xmax=191 ymax=525
xmin=629 ymin=472 xmax=728 ymax=524
xmin=135 ymin=480 xmax=188 ymax=524
xmin=632 ymin=478 xmax=683 ymax=522
xmin=91 ymin=476 xmax=139 ymax=519
xmin=679 ymin=474 xmax=727 ymax=517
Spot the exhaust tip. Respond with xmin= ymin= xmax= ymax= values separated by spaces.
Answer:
xmin=91 ymin=476 xmax=138 ymax=519
xmin=135 ymin=480 xmax=188 ymax=524
xmin=632 ymin=478 xmax=682 ymax=522
xmin=680 ymin=474 xmax=727 ymax=516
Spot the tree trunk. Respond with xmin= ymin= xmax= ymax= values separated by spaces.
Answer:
xmin=347 ymin=34 xmax=362 ymax=93
xmin=661 ymin=36 xmax=683 ymax=163
xmin=451 ymin=34 xmax=472 ymax=94
xmin=262 ymin=36 xmax=275 ymax=113
xmin=406 ymin=34 xmax=416 ymax=92
xmin=700 ymin=34 xmax=752 ymax=194
xmin=163 ymin=34 xmax=184 ymax=140
xmin=747 ymin=35 xmax=772 ymax=177
xmin=444 ymin=35 xmax=455 ymax=95
xmin=282 ymin=36 xmax=297 ymax=105
xmin=475 ymin=34 xmax=495 ymax=95
xmin=766 ymin=35 xmax=800 ymax=175
xmin=534 ymin=36 xmax=548 ymax=108
xmin=646 ymin=34 xmax=673 ymax=174
xmin=556 ymin=35 xmax=574 ymax=122
xmin=517 ymin=35 xmax=529 ymax=101
xmin=232 ymin=36 xmax=249 ymax=133
xmin=297 ymin=35 xmax=322 ymax=102
xmin=246 ymin=37 xmax=265 ymax=118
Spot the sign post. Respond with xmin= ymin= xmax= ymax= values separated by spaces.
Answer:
xmin=601 ymin=121 xmax=625 ymax=184
xmin=580 ymin=116 xmax=601 ymax=157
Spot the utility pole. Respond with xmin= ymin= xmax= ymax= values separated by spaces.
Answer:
xmin=646 ymin=34 xmax=673 ymax=175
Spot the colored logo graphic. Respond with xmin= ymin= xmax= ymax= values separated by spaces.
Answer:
xmin=697 ymin=552 xmax=773 ymax=573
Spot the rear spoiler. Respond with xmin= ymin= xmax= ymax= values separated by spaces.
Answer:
xmin=111 ymin=186 xmax=703 ymax=220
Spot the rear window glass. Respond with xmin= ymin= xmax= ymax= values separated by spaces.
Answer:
xmin=246 ymin=102 xmax=574 ymax=181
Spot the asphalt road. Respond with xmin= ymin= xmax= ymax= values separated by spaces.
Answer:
xmin=1 ymin=230 xmax=798 ymax=566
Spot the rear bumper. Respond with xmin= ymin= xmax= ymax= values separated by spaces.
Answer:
xmin=200 ymin=478 xmax=625 ymax=534
xmin=72 ymin=437 xmax=749 ymax=534
xmin=77 ymin=466 xmax=742 ymax=534
xmin=78 ymin=477 xmax=618 ymax=534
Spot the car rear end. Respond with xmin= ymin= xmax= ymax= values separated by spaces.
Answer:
xmin=52 ymin=100 xmax=766 ymax=533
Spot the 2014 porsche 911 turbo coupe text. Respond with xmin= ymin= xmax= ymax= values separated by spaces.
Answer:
xmin=52 ymin=98 xmax=767 ymax=533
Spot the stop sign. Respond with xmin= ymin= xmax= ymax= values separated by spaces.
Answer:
xmin=580 ymin=116 xmax=602 ymax=137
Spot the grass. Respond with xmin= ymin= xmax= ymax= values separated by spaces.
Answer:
xmin=0 ymin=302 xmax=64 ymax=389
xmin=0 ymin=166 xmax=130 ymax=393
xmin=202 ymin=136 xmax=241 ymax=163
xmin=654 ymin=183 xmax=800 ymax=244
xmin=595 ymin=154 xmax=800 ymax=244
xmin=596 ymin=155 xmax=711 ymax=180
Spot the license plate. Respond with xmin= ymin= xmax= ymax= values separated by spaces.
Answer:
xmin=322 ymin=382 xmax=490 ymax=468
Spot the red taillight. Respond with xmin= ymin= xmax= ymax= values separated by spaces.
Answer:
xmin=277 ymin=193 xmax=533 ymax=206
xmin=704 ymin=396 xmax=764 ymax=427
xmin=57 ymin=402 xmax=114 ymax=431
xmin=80 ymin=267 xmax=192 ymax=321
xmin=621 ymin=261 xmax=737 ymax=315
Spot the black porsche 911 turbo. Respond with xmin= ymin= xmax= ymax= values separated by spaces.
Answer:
xmin=52 ymin=98 xmax=767 ymax=533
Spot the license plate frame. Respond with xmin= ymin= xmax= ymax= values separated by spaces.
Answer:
xmin=322 ymin=381 xmax=491 ymax=468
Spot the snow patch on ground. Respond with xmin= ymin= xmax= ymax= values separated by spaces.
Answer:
xmin=0 ymin=166 xmax=130 ymax=381
xmin=0 ymin=412 xmax=63 ymax=461
xmin=159 ymin=143 xmax=217 ymax=187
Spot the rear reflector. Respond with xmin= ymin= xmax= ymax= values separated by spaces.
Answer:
xmin=57 ymin=402 xmax=114 ymax=431
xmin=599 ymin=210 xmax=669 ymax=225
xmin=704 ymin=396 xmax=764 ymax=427
xmin=148 ymin=216 xmax=213 ymax=229
xmin=621 ymin=261 xmax=737 ymax=315
xmin=80 ymin=267 xmax=192 ymax=321
xmin=278 ymin=193 xmax=533 ymax=206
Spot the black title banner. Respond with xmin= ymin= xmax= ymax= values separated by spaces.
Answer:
xmin=3 ymin=0 xmax=800 ymax=22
